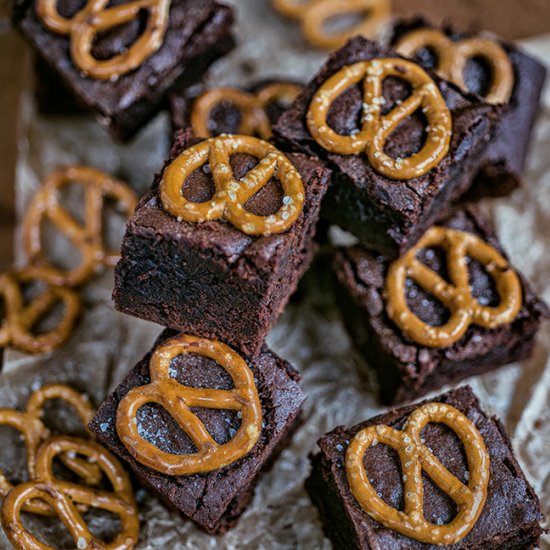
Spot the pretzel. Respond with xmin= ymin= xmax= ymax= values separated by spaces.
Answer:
xmin=0 ymin=384 xmax=97 ymax=516
xmin=385 ymin=226 xmax=522 ymax=347
xmin=23 ymin=165 xmax=137 ymax=287
xmin=307 ymin=58 xmax=452 ymax=180
xmin=1 ymin=436 xmax=139 ymax=550
xmin=116 ymin=334 xmax=262 ymax=476
xmin=190 ymin=82 xmax=302 ymax=139
xmin=346 ymin=402 xmax=490 ymax=545
xmin=160 ymin=135 xmax=304 ymax=235
xmin=273 ymin=0 xmax=390 ymax=50
xmin=395 ymin=28 xmax=514 ymax=104
xmin=36 ymin=0 xmax=171 ymax=80
xmin=0 ymin=269 xmax=81 ymax=354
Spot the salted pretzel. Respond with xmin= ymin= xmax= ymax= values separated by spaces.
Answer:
xmin=36 ymin=0 xmax=171 ymax=80
xmin=190 ymin=82 xmax=302 ymax=139
xmin=160 ymin=135 xmax=304 ymax=236
xmin=346 ymin=402 xmax=490 ymax=545
xmin=116 ymin=334 xmax=262 ymax=476
xmin=385 ymin=226 xmax=522 ymax=347
xmin=0 ymin=269 xmax=81 ymax=354
xmin=273 ymin=0 xmax=390 ymax=50
xmin=0 ymin=384 xmax=97 ymax=516
xmin=307 ymin=58 xmax=452 ymax=179
xmin=395 ymin=28 xmax=514 ymax=104
xmin=23 ymin=165 xmax=137 ymax=287
xmin=1 ymin=436 xmax=139 ymax=550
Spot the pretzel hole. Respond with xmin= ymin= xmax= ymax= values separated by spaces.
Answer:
xmin=464 ymin=56 xmax=493 ymax=98
xmin=84 ymin=509 xmax=123 ymax=546
xmin=101 ymin=196 xmax=132 ymax=256
xmin=233 ymin=154 xmax=284 ymax=217
xmin=0 ymin=425 xmax=30 ymax=485
xmin=91 ymin=7 xmax=148 ymax=61
xmin=467 ymin=258 xmax=499 ymax=307
xmin=327 ymin=84 xmax=363 ymax=136
xmin=263 ymin=94 xmax=298 ymax=124
xmin=319 ymin=10 xmax=370 ymax=36
xmin=182 ymin=165 xmax=216 ymax=203
xmin=20 ymin=512 xmax=76 ymax=548
xmin=54 ymin=0 xmax=87 ymax=19
xmin=205 ymin=101 xmax=245 ymax=136
xmin=419 ymin=422 xmax=469 ymax=523
xmin=361 ymin=443 xmax=405 ymax=510
xmin=37 ymin=217 xmax=84 ymax=272
xmin=39 ymin=397 xmax=90 ymax=439
xmin=407 ymin=45 xmax=439 ymax=71
xmin=55 ymin=181 xmax=87 ymax=226
xmin=27 ymin=295 xmax=71 ymax=338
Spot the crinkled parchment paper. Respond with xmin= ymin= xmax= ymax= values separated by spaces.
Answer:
xmin=2 ymin=1 xmax=550 ymax=548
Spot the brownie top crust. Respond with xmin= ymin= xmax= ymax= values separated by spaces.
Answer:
xmin=333 ymin=206 xmax=549 ymax=382
xmin=273 ymin=36 xmax=501 ymax=228
xmin=89 ymin=329 xmax=305 ymax=530
xmin=316 ymin=385 xmax=543 ymax=548
xmin=126 ymin=129 xmax=330 ymax=274
xmin=12 ymin=0 xmax=234 ymax=116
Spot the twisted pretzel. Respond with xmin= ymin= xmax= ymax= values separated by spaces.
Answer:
xmin=23 ymin=165 xmax=137 ymax=287
xmin=273 ymin=0 xmax=390 ymax=50
xmin=0 ymin=269 xmax=81 ymax=354
xmin=1 ymin=436 xmax=139 ymax=550
xmin=190 ymin=82 xmax=302 ymax=139
xmin=0 ymin=384 xmax=96 ymax=516
xmin=346 ymin=402 xmax=490 ymax=545
xmin=36 ymin=0 xmax=171 ymax=80
xmin=160 ymin=135 xmax=305 ymax=236
xmin=307 ymin=58 xmax=452 ymax=180
xmin=116 ymin=334 xmax=262 ymax=476
xmin=395 ymin=28 xmax=514 ymax=104
xmin=385 ymin=226 xmax=522 ymax=347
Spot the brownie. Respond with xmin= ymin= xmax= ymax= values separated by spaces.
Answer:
xmin=273 ymin=36 xmax=502 ymax=259
xmin=332 ymin=205 xmax=549 ymax=405
xmin=391 ymin=17 xmax=547 ymax=199
xmin=113 ymin=129 xmax=331 ymax=357
xmin=170 ymin=78 xmax=303 ymax=138
xmin=306 ymin=386 xmax=544 ymax=549
xmin=89 ymin=329 xmax=305 ymax=534
xmin=12 ymin=0 xmax=234 ymax=141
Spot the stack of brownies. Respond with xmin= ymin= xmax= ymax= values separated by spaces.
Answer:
xmin=11 ymin=0 xmax=550 ymax=546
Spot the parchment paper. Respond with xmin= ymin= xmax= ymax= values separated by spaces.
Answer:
xmin=1 ymin=1 xmax=550 ymax=548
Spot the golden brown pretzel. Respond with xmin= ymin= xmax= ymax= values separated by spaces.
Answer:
xmin=116 ymin=334 xmax=262 ymax=475
xmin=36 ymin=0 xmax=171 ymax=80
xmin=385 ymin=226 xmax=523 ymax=347
xmin=307 ymin=58 xmax=452 ymax=179
xmin=273 ymin=0 xmax=390 ymax=50
xmin=160 ymin=135 xmax=304 ymax=236
xmin=190 ymin=82 xmax=302 ymax=139
xmin=346 ymin=402 xmax=490 ymax=545
xmin=1 ymin=436 xmax=139 ymax=550
xmin=0 ymin=269 xmax=81 ymax=354
xmin=23 ymin=165 xmax=137 ymax=287
xmin=0 ymin=384 xmax=96 ymax=516
xmin=395 ymin=28 xmax=514 ymax=104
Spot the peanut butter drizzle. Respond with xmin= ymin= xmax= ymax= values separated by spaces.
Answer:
xmin=273 ymin=0 xmax=390 ymax=50
xmin=35 ymin=0 xmax=171 ymax=80
xmin=385 ymin=226 xmax=522 ymax=348
xmin=1 ymin=436 xmax=139 ymax=550
xmin=0 ymin=269 xmax=81 ymax=354
xmin=306 ymin=58 xmax=452 ymax=180
xmin=23 ymin=165 xmax=137 ymax=288
xmin=160 ymin=134 xmax=305 ymax=236
xmin=190 ymin=82 xmax=302 ymax=140
xmin=395 ymin=28 xmax=514 ymax=104
xmin=0 ymin=385 xmax=96 ymax=516
xmin=346 ymin=402 xmax=490 ymax=545
xmin=116 ymin=334 xmax=262 ymax=476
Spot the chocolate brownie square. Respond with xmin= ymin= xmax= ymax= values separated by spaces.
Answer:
xmin=273 ymin=36 xmax=502 ymax=258
xmin=306 ymin=386 xmax=544 ymax=549
xmin=12 ymin=0 xmax=234 ymax=141
xmin=332 ymin=206 xmax=549 ymax=405
xmin=113 ymin=130 xmax=331 ymax=357
xmin=170 ymin=79 xmax=303 ymax=138
xmin=391 ymin=17 xmax=547 ymax=199
xmin=89 ymin=329 xmax=305 ymax=534
xmin=390 ymin=17 xmax=546 ymax=200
